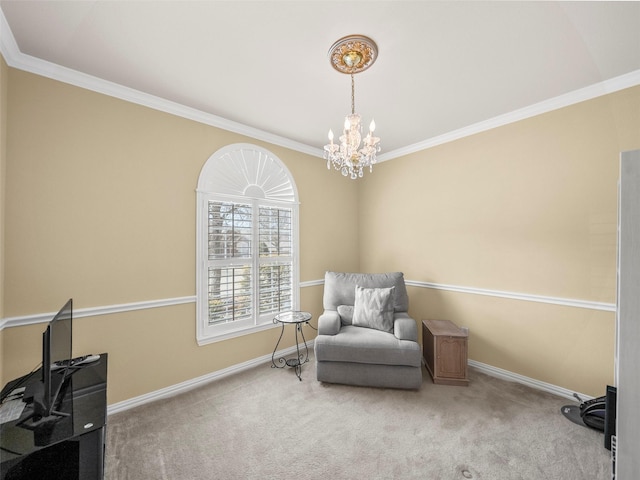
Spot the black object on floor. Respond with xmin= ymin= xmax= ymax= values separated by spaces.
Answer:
xmin=561 ymin=405 xmax=588 ymax=428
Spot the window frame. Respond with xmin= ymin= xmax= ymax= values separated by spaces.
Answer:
xmin=196 ymin=144 xmax=299 ymax=346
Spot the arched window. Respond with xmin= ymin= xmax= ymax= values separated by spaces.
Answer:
xmin=196 ymin=144 xmax=299 ymax=345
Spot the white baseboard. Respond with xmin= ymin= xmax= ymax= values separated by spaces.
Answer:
xmin=468 ymin=359 xmax=592 ymax=401
xmin=108 ymin=346 xmax=590 ymax=416
xmin=107 ymin=344 xmax=305 ymax=415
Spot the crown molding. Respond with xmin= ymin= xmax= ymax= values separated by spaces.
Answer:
xmin=2 ymin=8 xmax=638 ymax=166
xmin=0 ymin=9 xmax=323 ymax=159
xmin=378 ymin=69 xmax=640 ymax=163
xmin=0 ymin=7 xmax=17 ymax=63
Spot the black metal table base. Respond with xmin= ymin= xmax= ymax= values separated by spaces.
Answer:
xmin=271 ymin=314 xmax=311 ymax=381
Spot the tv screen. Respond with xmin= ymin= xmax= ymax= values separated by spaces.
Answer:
xmin=50 ymin=298 xmax=73 ymax=369
xmin=21 ymin=299 xmax=73 ymax=427
xmin=44 ymin=298 xmax=73 ymax=415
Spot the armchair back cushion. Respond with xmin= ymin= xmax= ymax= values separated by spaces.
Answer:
xmin=323 ymin=271 xmax=409 ymax=313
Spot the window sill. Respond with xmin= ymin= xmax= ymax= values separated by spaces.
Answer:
xmin=196 ymin=321 xmax=279 ymax=346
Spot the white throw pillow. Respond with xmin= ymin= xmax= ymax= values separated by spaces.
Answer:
xmin=352 ymin=286 xmax=395 ymax=332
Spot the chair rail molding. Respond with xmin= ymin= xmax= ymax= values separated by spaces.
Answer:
xmin=0 ymin=278 xmax=614 ymax=331
xmin=0 ymin=296 xmax=197 ymax=330
xmin=404 ymin=280 xmax=615 ymax=312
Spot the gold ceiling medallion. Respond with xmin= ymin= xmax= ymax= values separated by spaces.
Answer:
xmin=328 ymin=35 xmax=378 ymax=75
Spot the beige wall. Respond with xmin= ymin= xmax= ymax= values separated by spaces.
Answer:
xmin=0 ymin=56 xmax=7 ymax=387
xmin=359 ymin=85 xmax=640 ymax=396
xmin=1 ymin=66 xmax=359 ymax=403
xmin=2 ymin=56 xmax=639 ymax=402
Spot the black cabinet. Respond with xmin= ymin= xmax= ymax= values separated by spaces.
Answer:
xmin=1 ymin=354 xmax=108 ymax=480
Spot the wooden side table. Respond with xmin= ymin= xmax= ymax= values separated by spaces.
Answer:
xmin=422 ymin=319 xmax=469 ymax=386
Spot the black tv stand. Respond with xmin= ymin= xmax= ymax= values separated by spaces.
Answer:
xmin=1 ymin=353 xmax=108 ymax=480
xmin=18 ymin=378 xmax=70 ymax=431
xmin=17 ymin=408 xmax=70 ymax=431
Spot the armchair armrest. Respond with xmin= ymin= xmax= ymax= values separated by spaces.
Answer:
xmin=394 ymin=313 xmax=418 ymax=342
xmin=318 ymin=310 xmax=341 ymax=336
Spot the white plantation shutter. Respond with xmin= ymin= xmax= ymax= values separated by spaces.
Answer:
xmin=259 ymin=207 xmax=293 ymax=315
xmin=208 ymin=202 xmax=252 ymax=261
xmin=258 ymin=207 xmax=292 ymax=257
xmin=207 ymin=265 xmax=252 ymax=324
xmin=207 ymin=202 xmax=253 ymax=326
xmin=196 ymin=144 xmax=299 ymax=344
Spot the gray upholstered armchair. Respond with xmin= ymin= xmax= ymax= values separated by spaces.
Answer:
xmin=314 ymin=271 xmax=422 ymax=389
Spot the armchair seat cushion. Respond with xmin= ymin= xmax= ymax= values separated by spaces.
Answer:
xmin=315 ymin=325 xmax=421 ymax=367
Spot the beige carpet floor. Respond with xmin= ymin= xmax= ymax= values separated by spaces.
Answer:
xmin=105 ymin=354 xmax=611 ymax=479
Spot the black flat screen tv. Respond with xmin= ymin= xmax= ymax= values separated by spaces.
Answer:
xmin=21 ymin=299 xmax=73 ymax=427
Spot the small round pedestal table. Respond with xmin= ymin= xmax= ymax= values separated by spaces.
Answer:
xmin=271 ymin=311 xmax=312 ymax=381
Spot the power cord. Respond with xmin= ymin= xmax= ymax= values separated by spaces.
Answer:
xmin=0 ymin=363 xmax=41 ymax=404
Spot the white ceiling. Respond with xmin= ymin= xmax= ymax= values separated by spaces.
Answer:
xmin=1 ymin=1 xmax=639 ymax=159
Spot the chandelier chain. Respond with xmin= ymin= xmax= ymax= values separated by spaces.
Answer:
xmin=351 ymin=74 xmax=355 ymax=115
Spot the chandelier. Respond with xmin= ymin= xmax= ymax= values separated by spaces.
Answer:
xmin=324 ymin=35 xmax=381 ymax=179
